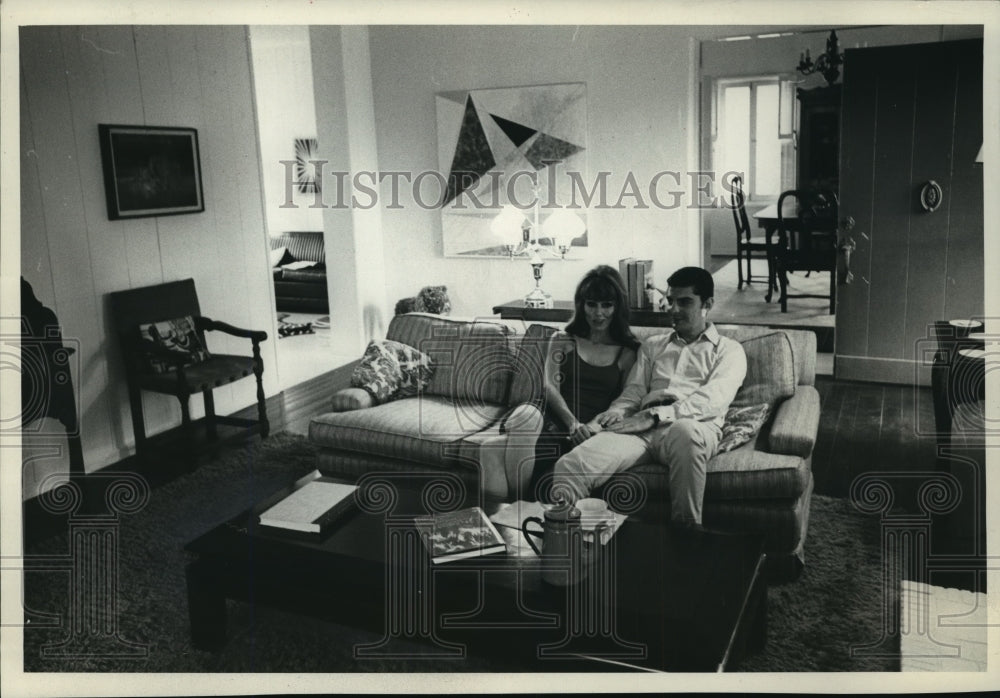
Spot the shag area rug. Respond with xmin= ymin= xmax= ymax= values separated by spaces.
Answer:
xmin=22 ymin=432 xmax=898 ymax=673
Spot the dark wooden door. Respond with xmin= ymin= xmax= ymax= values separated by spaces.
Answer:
xmin=835 ymin=39 xmax=983 ymax=385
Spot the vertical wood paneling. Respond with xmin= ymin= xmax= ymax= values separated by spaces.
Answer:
xmin=836 ymin=40 xmax=983 ymax=384
xmin=60 ymin=26 xmax=135 ymax=455
xmin=229 ymin=27 xmax=279 ymax=408
xmin=836 ymin=50 xmax=879 ymax=359
xmin=20 ymin=26 xmax=278 ymax=470
xmin=867 ymin=53 xmax=917 ymax=361
xmin=96 ymin=26 xmax=163 ymax=288
xmin=905 ymin=55 xmax=958 ymax=356
xmin=943 ymin=43 xmax=985 ymax=322
xmin=192 ymin=27 xmax=245 ymax=414
xmin=19 ymin=69 xmax=55 ymax=301
xmin=21 ymin=27 xmax=119 ymax=469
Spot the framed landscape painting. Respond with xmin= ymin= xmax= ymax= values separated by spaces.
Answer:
xmin=98 ymin=124 xmax=205 ymax=220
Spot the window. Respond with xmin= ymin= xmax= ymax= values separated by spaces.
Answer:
xmin=712 ymin=76 xmax=796 ymax=200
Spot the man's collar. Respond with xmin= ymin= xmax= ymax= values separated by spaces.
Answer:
xmin=670 ymin=322 xmax=721 ymax=347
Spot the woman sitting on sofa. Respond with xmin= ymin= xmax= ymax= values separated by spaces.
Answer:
xmin=486 ymin=265 xmax=640 ymax=501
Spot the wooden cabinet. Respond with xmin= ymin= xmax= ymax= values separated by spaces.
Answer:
xmin=796 ymin=84 xmax=841 ymax=192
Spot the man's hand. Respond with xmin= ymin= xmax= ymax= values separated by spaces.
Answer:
xmin=594 ymin=410 xmax=624 ymax=428
xmin=567 ymin=421 xmax=595 ymax=447
xmin=607 ymin=410 xmax=657 ymax=434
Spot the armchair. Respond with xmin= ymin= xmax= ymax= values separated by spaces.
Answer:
xmin=109 ymin=278 xmax=269 ymax=466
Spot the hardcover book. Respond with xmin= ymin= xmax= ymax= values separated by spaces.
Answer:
xmin=257 ymin=470 xmax=357 ymax=534
xmin=416 ymin=506 xmax=507 ymax=564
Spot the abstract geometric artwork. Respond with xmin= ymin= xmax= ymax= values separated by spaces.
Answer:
xmin=294 ymin=137 xmax=320 ymax=194
xmin=436 ymin=83 xmax=588 ymax=257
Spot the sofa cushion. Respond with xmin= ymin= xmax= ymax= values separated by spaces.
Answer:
xmin=350 ymin=339 xmax=435 ymax=404
xmin=309 ymin=396 xmax=507 ymax=469
xmin=730 ymin=331 xmax=796 ymax=409
xmin=718 ymin=325 xmax=816 ymax=387
xmin=507 ymin=323 xmax=558 ymax=407
xmin=624 ymin=439 xmax=810 ymax=501
xmin=717 ymin=402 xmax=771 ymax=453
xmin=387 ymin=314 xmax=514 ymax=405
xmin=271 ymin=231 xmax=325 ymax=263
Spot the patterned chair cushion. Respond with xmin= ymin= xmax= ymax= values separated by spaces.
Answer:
xmin=730 ymin=331 xmax=796 ymax=408
xmin=350 ymin=339 xmax=435 ymax=404
xmin=717 ymin=402 xmax=771 ymax=453
xmin=138 ymin=315 xmax=211 ymax=374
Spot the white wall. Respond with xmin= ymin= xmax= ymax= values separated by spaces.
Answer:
xmin=368 ymin=26 xmax=701 ymax=317
xmin=19 ymin=26 xmax=278 ymax=477
xmin=311 ymin=26 xmax=389 ymax=356
xmin=700 ymin=24 xmax=985 ymax=256
xmin=249 ymin=25 xmax=324 ymax=237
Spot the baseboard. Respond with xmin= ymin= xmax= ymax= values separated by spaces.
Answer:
xmin=835 ymin=354 xmax=931 ymax=386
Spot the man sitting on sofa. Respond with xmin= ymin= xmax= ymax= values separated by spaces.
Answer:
xmin=551 ymin=266 xmax=747 ymax=525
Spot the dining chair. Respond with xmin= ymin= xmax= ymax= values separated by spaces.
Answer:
xmin=108 ymin=278 xmax=269 ymax=468
xmin=730 ymin=175 xmax=775 ymax=294
xmin=774 ymin=189 xmax=838 ymax=313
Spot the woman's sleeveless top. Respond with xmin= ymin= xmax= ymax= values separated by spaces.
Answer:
xmin=557 ymin=345 xmax=625 ymax=426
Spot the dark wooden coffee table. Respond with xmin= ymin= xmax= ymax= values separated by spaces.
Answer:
xmin=185 ymin=473 xmax=766 ymax=672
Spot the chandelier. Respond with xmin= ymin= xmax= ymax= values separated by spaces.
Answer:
xmin=797 ymin=30 xmax=845 ymax=87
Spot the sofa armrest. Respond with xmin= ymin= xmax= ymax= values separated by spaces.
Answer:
xmin=768 ymin=385 xmax=821 ymax=457
xmin=330 ymin=387 xmax=374 ymax=412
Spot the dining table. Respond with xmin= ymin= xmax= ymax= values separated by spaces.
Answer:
xmin=752 ymin=196 xmax=838 ymax=311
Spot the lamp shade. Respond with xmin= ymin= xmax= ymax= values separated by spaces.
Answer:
xmin=490 ymin=205 xmax=528 ymax=244
xmin=541 ymin=208 xmax=586 ymax=244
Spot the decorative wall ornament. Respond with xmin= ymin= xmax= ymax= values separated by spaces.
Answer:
xmin=294 ymin=137 xmax=320 ymax=194
xmin=436 ymin=83 xmax=588 ymax=257
xmin=919 ymin=180 xmax=943 ymax=212
xmin=98 ymin=124 xmax=205 ymax=220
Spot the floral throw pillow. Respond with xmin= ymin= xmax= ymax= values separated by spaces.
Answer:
xmin=717 ymin=402 xmax=771 ymax=453
xmin=138 ymin=315 xmax=212 ymax=374
xmin=350 ymin=339 xmax=435 ymax=404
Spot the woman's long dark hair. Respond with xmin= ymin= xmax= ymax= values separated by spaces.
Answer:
xmin=564 ymin=265 xmax=640 ymax=350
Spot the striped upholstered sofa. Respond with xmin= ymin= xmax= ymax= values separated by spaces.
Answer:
xmin=309 ymin=312 xmax=820 ymax=576
xmin=269 ymin=231 xmax=327 ymax=313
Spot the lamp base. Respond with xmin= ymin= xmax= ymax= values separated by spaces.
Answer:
xmin=524 ymin=287 xmax=553 ymax=309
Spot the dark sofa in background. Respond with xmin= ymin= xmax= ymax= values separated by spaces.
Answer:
xmin=270 ymin=231 xmax=328 ymax=313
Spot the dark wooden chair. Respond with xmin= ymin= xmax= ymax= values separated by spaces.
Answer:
xmin=731 ymin=175 xmax=776 ymax=296
xmin=774 ymin=189 xmax=838 ymax=313
xmin=108 ymin=278 xmax=268 ymax=465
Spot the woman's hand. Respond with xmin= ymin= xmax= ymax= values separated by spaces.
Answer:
xmin=568 ymin=421 xmax=595 ymax=447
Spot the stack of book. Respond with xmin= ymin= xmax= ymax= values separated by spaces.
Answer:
xmin=618 ymin=258 xmax=655 ymax=310
xmin=257 ymin=470 xmax=357 ymax=534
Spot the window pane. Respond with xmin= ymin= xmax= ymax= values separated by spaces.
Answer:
xmin=755 ymin=83 xmax=780 ymax=196
xmin=721 ymin=85 xmax=750 ymax=194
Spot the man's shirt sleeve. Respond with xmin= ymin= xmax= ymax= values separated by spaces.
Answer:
xmin=658 ymin=338 xmax=747 ymax=424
